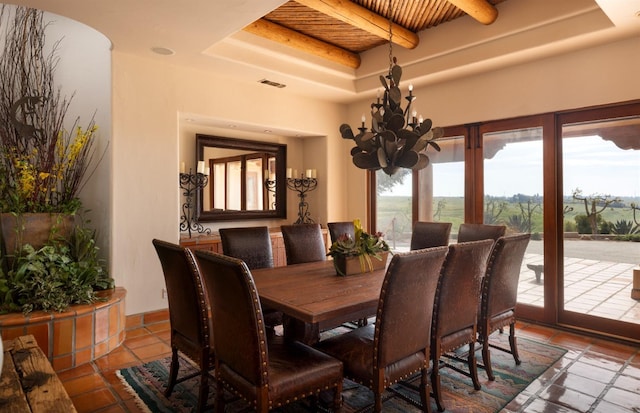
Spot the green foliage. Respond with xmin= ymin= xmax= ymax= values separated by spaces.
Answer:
xmin=327 ymin=219 xmax=390 ymax=259
xmin=611 ymin=220 xmax=639 ymax=235
xmin=0 ymin=222 xmax=113 ymax=314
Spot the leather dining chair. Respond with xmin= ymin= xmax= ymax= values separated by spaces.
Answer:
xmin=457 ymin=223 xmax=506 ymax=243
xmin=430 ymin=239 xmax=494 ymax=412
xmin=281 ymin=223 xmax=326 ymax=264
xmin=219 ymin=226 xmax=282 ymax=335
xmin=477 ymin=233 xmax=531 ymax=380
xmin=193 ymin=250 xmax=344 ymax=413
xmin=152 ymin=239 xmax=214 ymax=412
xmin=327 ymin=221 xmax=355 ymax=244
xmin=219 ymin=226 xmax=274 ymax=270
xmin=317 ymin=246 xmax=450 ymax=413
xmin=410 ymin=221 xmax=452 ymax=250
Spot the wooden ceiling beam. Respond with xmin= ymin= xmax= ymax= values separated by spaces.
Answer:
xmin=294 ymin=0 xmax=419 ymax=49
xmin=447 ymin=0 xmax=498 ymax=25
xmin=243 ymin=18 xmax=361 ymax=69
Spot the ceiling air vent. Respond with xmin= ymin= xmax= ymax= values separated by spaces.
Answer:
xmin=259 ymin=79 xmax=286 ymax=88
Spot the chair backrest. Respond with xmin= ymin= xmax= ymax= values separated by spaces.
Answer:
xmin=480 ymin=233 xmax=531 ymax=321
xmin=152 ymin=239 xmax=210 ymax=348
xmin=433 ymin=240 xmax=494 ymax=339
xmin=281 ymin=223 xmax=326 ymax=264
xmin=194 ymin=250 xmax=267 ymax=387
xmin=457 ymin=223 xmax=506 ymax=243
xmin=374 ymin=246 xmax=449 ymax=366
xmin=410 ymin=221 xmax=452 ymax=250
xmin=327 ymin=221 xmax=355 ymax=244
xmin=219 ymin=226 xmax=274 ymax=270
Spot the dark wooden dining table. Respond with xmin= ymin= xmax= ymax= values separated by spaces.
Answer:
xmin=252 ymin=258 xmax=389 ymax=344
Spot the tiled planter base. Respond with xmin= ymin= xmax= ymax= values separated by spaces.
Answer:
xmin=0 ymin=287 xmax=126 ymax=372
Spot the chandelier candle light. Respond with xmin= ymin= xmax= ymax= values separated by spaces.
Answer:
xmin=339 ymin=0 xmax=443 ymax=176
xmin=179 ymin=161 xmax=211 ymax=238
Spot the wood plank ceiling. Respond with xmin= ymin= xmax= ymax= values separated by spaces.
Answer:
xmin=243 ymin=0 xmax=507 ymax=68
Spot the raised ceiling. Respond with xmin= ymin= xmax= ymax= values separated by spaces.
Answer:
xmin=247 ymin=0 xmax=507 ymax=68
xmin=7 ymin=0 xmax=640 ymax=106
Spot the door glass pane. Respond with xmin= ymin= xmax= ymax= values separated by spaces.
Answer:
xmin=426 ymin=135 xmax=465 ymax=240
xmin=483 ymin=127 xmax=544 ymax=308
xmin=376 ymin=169 xmax=412 ymax=251
xmin=226 ymin=160 xmax=242 ymax=210
xmin=212 ymin=163 xmax=225 ymax=210
xmin=245 ymin=158 xmax=263 ymax=210
xmin=562 ymin=116 xmax=640 ymax=323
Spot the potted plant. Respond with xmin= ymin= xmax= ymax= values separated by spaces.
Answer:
xmin=327 ymin=219 xmax=391 ymax=276
xmin=0 ymin=6 xmax=112 ymax=314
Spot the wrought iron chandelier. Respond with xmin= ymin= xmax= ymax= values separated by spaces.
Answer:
xmin=339 ymin=0 xmax=443 ymax=176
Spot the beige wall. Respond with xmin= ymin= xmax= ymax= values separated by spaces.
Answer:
xmin=111 ymin=52 xmax=346 ymax=314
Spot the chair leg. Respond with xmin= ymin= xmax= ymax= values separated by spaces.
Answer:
xmin=419 ymin=368 xmax=432 ymax=413
xmin=196 ymin=367 xmax=210 ymax=412
xmin=374 ymin=391 xmax=383 ymax=413
xmin=509 ymin=323 xmax=521 ymax=365
xmin=215 ymin=378 xmax=225 ymax=413
xmin=164 ymin=347 xmax=179 ymax=397
xmin=467 ymin=342 xmax=481 ymax=391
xmin=482 ymin=338 xmax=495 ymax=381
xmin=431 ymin=358 xmax=445 ymax=412
xmin=333 ymin=380 xmax=343 ymax=412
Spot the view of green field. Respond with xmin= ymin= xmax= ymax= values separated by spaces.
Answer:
xmin=376 ymin=195 xmax=640 ymax=249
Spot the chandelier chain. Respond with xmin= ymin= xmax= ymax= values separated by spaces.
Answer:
xmin=388 ymin=0 xmax=393 ymax=75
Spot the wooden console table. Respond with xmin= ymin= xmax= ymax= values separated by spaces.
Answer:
xmin=0 ymin=335 xmax=76 ymax=412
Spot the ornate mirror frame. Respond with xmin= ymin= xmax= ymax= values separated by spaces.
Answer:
xmin=195 ymin=134 xmax=287 ymax=222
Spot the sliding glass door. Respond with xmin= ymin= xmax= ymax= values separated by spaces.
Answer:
xmin=559 ymin=105 xmax=640 ymax=337
xmin=479 ymin=116 xmax=551 ymax=319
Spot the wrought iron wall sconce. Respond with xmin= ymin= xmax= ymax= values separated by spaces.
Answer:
xmin=264 ymin=178 xmax=277 ymax=210
xmin=286 ymin=173 xmax=318 ymax=224
xmin=179 ymin=164 xmax=211 ymax=238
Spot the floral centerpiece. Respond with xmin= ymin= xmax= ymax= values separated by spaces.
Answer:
xmin=327 ymin=219 xmax=391 ymax=276
xmin=0 ymin=6 xmax=113 ymax=314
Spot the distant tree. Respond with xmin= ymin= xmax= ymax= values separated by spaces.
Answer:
xmin=484 ymin=197 xmax=508 ymax=224
xmin=572 ymin=188 xmax=621 ymax=235
xmin=376 ymin=169 xmax=410 ymax=195
xmin=433 ymin=199 xmax=446 ymax=221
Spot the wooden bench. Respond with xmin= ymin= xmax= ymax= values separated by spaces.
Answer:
xmin=0 ymin=335 xmax=77 ymax=413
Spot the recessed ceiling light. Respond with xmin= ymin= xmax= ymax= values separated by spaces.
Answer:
xmin=264 ymin=130 xmax=273 ymax=133
xmin=151 ymin=47 xmax=175 ymax=56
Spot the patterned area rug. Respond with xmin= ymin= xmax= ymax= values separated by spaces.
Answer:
xmin=117 ymin=333 xmax=565 ymax=413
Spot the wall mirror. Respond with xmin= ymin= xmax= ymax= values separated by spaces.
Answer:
xmin=196 ymin=134 xmax=287 ymax=222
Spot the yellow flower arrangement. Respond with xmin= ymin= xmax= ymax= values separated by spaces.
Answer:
xmin=327 ymin=219 xmax=391 ymax=276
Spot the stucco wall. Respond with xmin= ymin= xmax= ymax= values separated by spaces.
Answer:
xmin=111 ymin=52 xmax=346 ymax=314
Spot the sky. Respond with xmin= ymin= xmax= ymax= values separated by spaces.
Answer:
xmin=384 ymin=135 xmax=640 ymax=199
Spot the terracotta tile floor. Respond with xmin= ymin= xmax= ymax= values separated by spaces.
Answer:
xmin=60 ymin=317 xmax=640 ymax=412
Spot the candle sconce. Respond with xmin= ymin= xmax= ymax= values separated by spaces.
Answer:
xmin=264 ymin=178 xmax=277 ymax=210
xmin=286 ymin=174 xmax=318 ymax=224
xmin=179 ymin=169 xmax=211 ymax=238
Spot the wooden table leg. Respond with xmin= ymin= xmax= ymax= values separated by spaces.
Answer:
xmin=282 ymin=315 xmax=320 ymax=345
